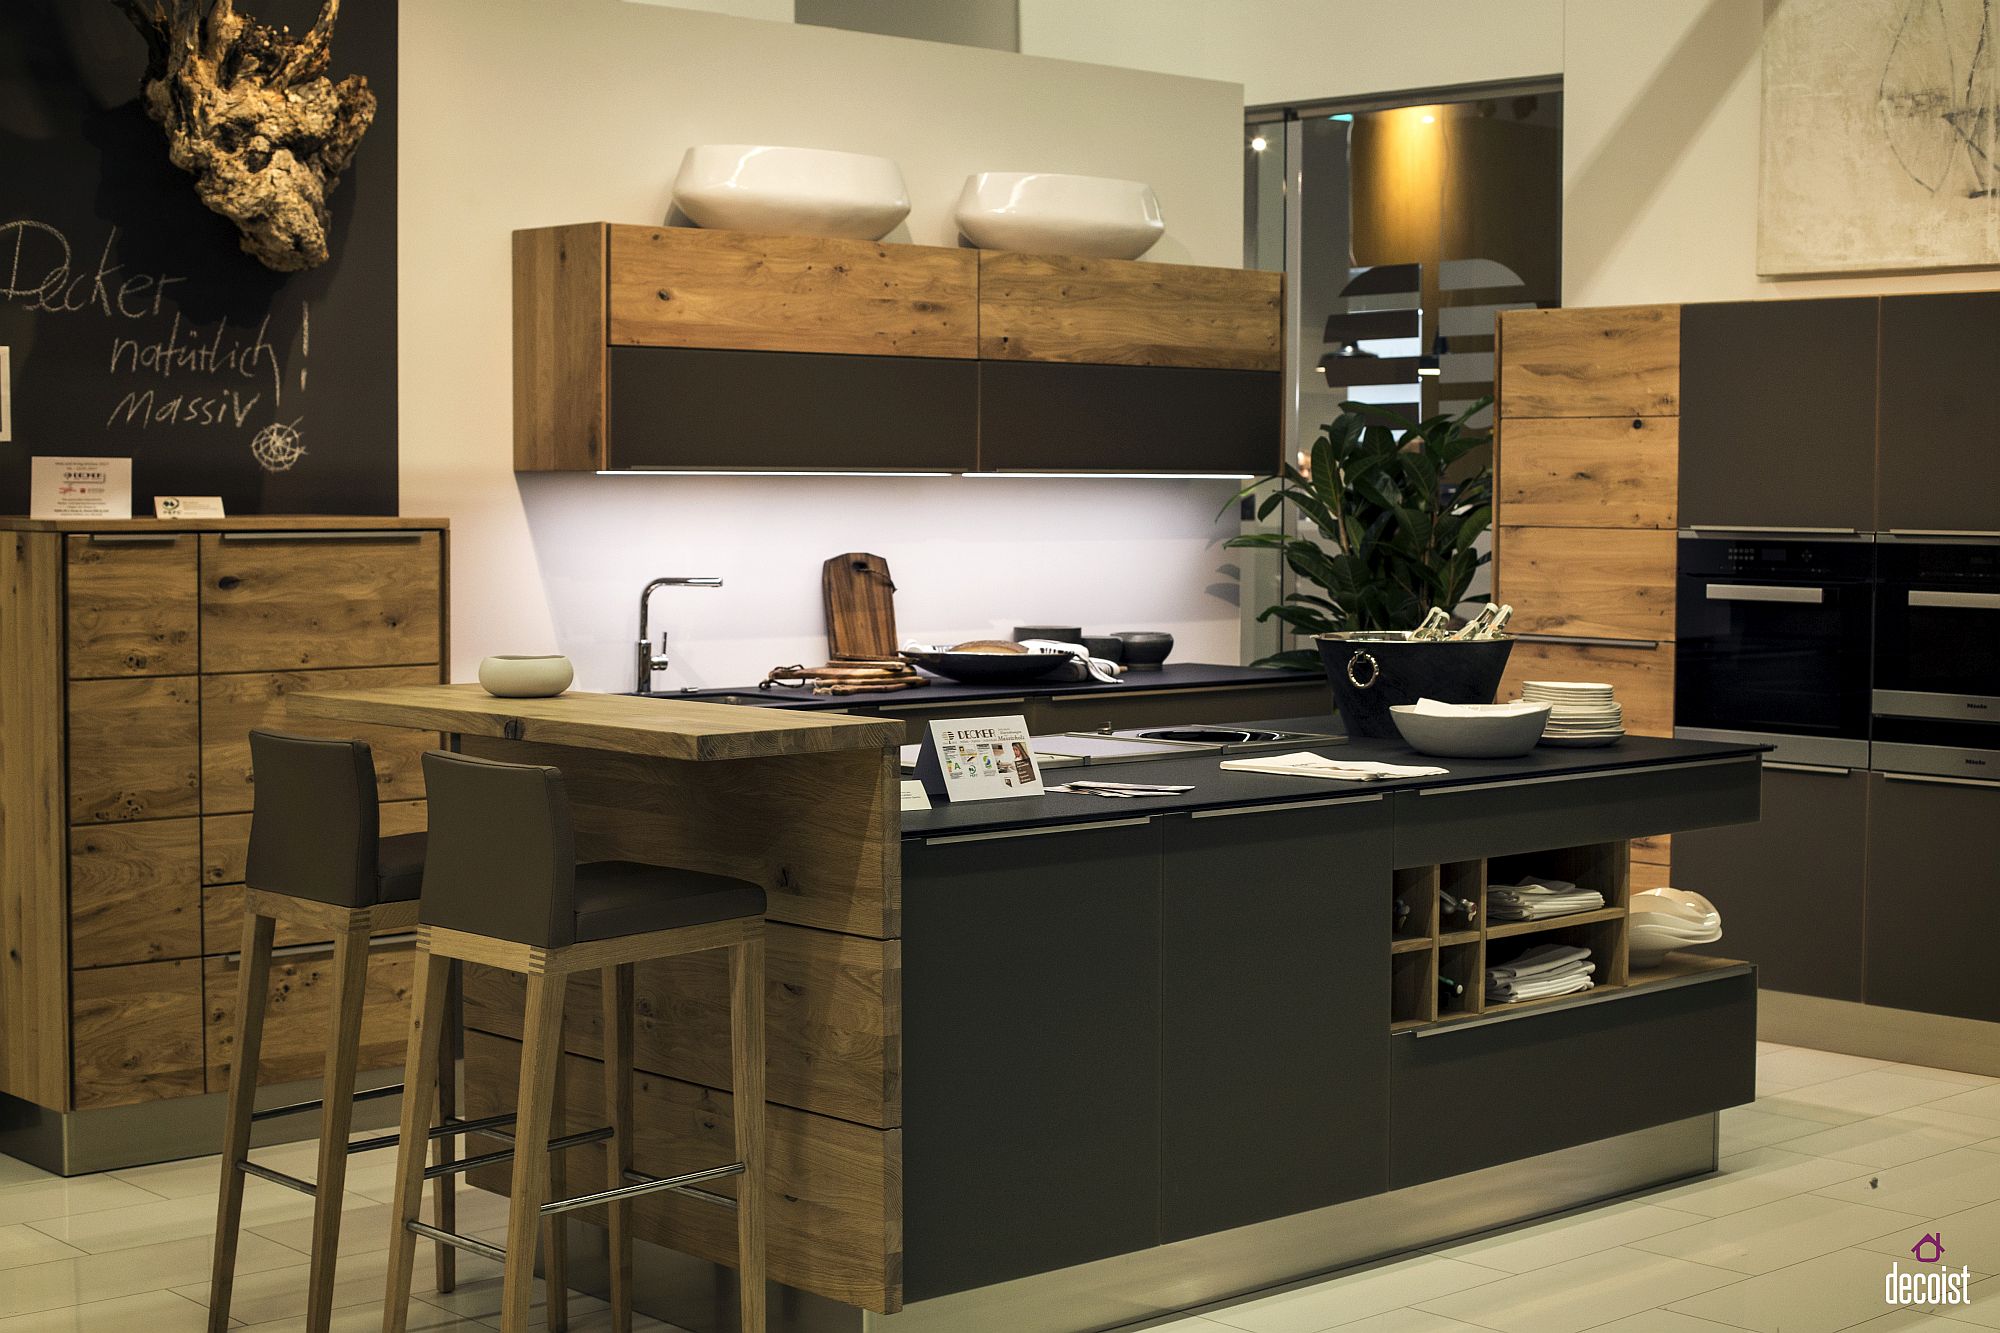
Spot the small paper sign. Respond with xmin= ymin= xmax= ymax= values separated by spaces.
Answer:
xmin=913 ymin=715 xmax=1045 ymax=803
xmin=899 ymin=780 xmax=932 ymax=812
xmin=31 ymin=456 xmax=131 ymax=520
xmin=154 ymin=496 xmax=226 ymax=518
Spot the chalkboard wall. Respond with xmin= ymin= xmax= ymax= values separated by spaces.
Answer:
xmin=0 ymin=0 xmax=398 ymax=515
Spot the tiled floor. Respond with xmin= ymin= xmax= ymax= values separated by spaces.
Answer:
xmin=3 ymin=1043 xmax=1998 ymax=1331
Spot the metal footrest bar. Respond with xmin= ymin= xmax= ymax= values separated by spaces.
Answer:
xmin=346 ymin=1110 xmax=521 ymax=1157
xmin=250 ymin=1081 xmax=404 ymax=1124
xmin=540 ymin=1161 xmax=745 ymax=1217
xmin=239 ymin=1160 xmax=318 ymax=1197
xmin=622 ymin=1168 xmax=737 ymax=1211
xmin=422 ymin=1125 xmax=615 ymax=1182
xmin=405 ymin=1220 xmax=506 ymax=1264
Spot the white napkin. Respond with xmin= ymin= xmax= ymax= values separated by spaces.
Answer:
xmin=1018 ymin=638 xmax=1124 ymax=685
xmin=1409 ymin=697 xmax=1549 ymax=717
xmin=1219 ymin=751 xmax=1448 ymax=781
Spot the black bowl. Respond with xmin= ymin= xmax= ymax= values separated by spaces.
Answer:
xmin=1081 ymin=635 xmax=1124 ymax=663
xmin=902 ymin=650 xmax=1073 ymax=684
xmin=1115 ymin=631 xmax=1174 ymax=671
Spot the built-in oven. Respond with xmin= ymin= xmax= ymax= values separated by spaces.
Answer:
xmin=1674 ymin=534 xmax=1874 ymax=767
xmin=1872 ymin=537 xmax=2000 ymax=778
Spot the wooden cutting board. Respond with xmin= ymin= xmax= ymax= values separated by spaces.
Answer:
xmin=823 ymin=552 xmax=900 ymax=661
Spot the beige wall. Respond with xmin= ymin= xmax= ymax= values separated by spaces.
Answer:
xmin=400 ymin=1 xmax=1251 ymax=689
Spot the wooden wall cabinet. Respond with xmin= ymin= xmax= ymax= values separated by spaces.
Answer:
xmin=515 ymin=223 xmax=1283 ymax=476
xmin=0 ymin=518 xmax=446 ymax=1114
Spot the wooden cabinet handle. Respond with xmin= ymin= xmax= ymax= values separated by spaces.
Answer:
xmin=218 ymin=531 xmax=425 ymax=543
xmin=86 ymin=533 xmax=181 ymax=545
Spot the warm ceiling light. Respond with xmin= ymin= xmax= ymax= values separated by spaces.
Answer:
xmin=1249 ymin=135 xmax=1268 ymax=152
xmin=1421 ymin=114 xmax=1437 ymax=124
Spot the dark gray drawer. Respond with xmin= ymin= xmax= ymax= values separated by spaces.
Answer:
xmin=1389 ymin=967 xmax=1756 ymax=1188
xmin=1392 ymin=756 xmax=1760 ymax=868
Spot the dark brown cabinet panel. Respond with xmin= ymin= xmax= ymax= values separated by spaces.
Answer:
xmin=978 ymin=361 xmax=1280 ymax=474
xmin=1863 ymin=772 xmax=2000 ymax=1022
xmin=1879 ymin=293 xmax=2000 ymax=535
xmin=1674 ymin=765 xmax=1866 ymax=1000
xmin=607 ymin=346 xmax=977 ymax=473
xmin=1679 ymin=299 xmax=1878 ymax=532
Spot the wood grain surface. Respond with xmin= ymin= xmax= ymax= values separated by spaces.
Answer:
xmin=514 ymin=223 xmax=609 ymax=472
xmin=1499 ymin=416 xmax=1679 ymax=530
xmin=288 ymin=684 xmax=903 ymax=764
xmin=64 ymin=534 xmax=200 ymax=678
xmin=607 ymin=225 xmax=977 ymax=359
xmin=977 ymin=251 xmax=1281 ymax=371
xmin=69 ymin=818 xmax=202 ymax=968
xmin=201 ymin=802 xmax=429 ymax=953
xmin=204 ymin=940 xmax=416 ymax=1089
xmin=464 ymin=1033 xmax=903 ymax=1313
xmin=0 ymin=516 xmax=446 ymax=533
xmin=200 ymin=666 xmax=438 ymax=814
xmin=199 ymin=531 xmax=442 ymax=673
xmin=822 ymin=553 xmax=900 ymax=662
xmin=67 ymin=675 xmax=201 ymax=824
xmin=1496 ymin=638 xmax=1675 ymax=738
xmin=71 ymin=958 xmax=205 ymax=1109
xmin=1498 ymin=305 xmax=1680 ymax=417
xmin=1496 ymin=527 xmax=1678 ymax=643
xmin=1 ymin=533 xmax=69 ymax=1106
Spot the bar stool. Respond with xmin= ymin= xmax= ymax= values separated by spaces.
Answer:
xmin=382 ymin=749 xmax=769 ymax=1333
xmin=209 ymin=731 xmax=460 ymax=1333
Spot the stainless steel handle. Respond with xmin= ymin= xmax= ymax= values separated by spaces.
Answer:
xmin=878 ymin=697 xmax=1026 ymax=713
xmin=1684 ymin=525 xmax=1858 ymax=536
xmin=1887 ymin=529 xmax=2000 ymax=539
xmin=1705 ymin=583 xmax=1825 ymax=604
xmin=1189 ymin=794 xmax=1384 ymax=820
xmin=1882 ymin=771 xmax=2000 ymax=790
xmin=1511 ymin=632 xmax=1660 ymax=650
xmin=1416 ymin=755 xmax=1753 ymax=797
xmin=1409 ymin=963 xmax=1754 ymax=1037
xmin=1763 ymin=761 xmax=1851 ymax=776
xmin=218 ymin=531 xmax=425 ymax=543
xmin=86 ymin=533 xmax=181 ymax=545
xmin=1909 ymin=590 xmax=2000 ymax=610
xmin=924 ymin=816 xmax=1154 ymax=845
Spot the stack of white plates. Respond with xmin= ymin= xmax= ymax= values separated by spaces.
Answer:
xmin=1520 ymin=680 xmax=1624 ymax=747
xmin=1629 ymin=888 xmax=1723 ymax=967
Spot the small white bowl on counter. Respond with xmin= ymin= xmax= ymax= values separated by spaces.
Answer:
xmin=671 ymin=144 xmax=912 ymax=240
xmin=1390 ymin=698 xmax=1550 ymax=759
xmin=953 ymin=172 xmax=1165 ymax=258
xmin=478 ymin=655 xmax=574 ymax=699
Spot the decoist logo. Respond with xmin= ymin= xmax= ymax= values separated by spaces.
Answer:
xmin=1886 ymin=1233 xmax=1970 ymax=1308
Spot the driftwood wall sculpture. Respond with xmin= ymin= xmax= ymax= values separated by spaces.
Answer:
xmin=115 ymin=0 xmax=377 ymax=273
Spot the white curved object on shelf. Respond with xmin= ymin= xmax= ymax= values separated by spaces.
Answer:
xmin=671 ymin=145 xmax=911 ymax=240
xmin=953 ymin=172 xmax=1165 ymax=259
xmin=1629 ymin=887 xmax=1723 ymax=967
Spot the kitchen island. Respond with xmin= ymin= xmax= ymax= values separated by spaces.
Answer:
xmin=287 ymin=688 xmax=1762 ymax=1333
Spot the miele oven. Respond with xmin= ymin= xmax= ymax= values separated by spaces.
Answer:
xmin=1674 ymin=533 xmax=1875 ymax=767
xmin=1873 ymin=537 xmax=2000 ymax=778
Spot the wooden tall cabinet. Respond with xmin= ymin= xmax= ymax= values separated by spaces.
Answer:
xmin=0 ymin=517 xmax=447 ymax=1115
xmin=1493 ymin=305 xmax=1681 ymax=888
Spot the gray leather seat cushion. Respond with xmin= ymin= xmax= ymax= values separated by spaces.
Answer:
xmin=376 ymin=832 xmax=430 ymax=903
xmin=572 ymin=861 xmax=766 ymax=942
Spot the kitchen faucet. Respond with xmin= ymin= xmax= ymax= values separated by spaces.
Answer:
xmin=636 ymin=576 xmax=724 ymax=694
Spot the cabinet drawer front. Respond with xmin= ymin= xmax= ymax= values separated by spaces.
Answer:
xmin=200 ymin=666 xmax=437 ymax=814
xmin=1498 ymin=417 xmax=1678 ymax=529
xmin=979 ymin=360 xmax=1280 ymax=474
xmin=1498 ymin=638 xmax=1673 ymax=737
xmin=199 ymin=531 xmax=442 ymax=673
xmin=1497 ymin=527 xmax=1677 ymax=642
xmin=1498 ymin=305 xmax=1679 ymax=417
xmin=1863 ymin=772 xmax=2000 ymax=1022
xmin=201 ymin=802 xmax=428 ymax=953
xmin=65 ymin=535 xmax=199 ymax=677
xmin=205 ymin=940 xmax=415 ymax=1089
xmin=70 ymin=819 xmax=201 ymax=968
xmin=72 ymin=958 xmax=205 ymax=1109
xmin=608 ymin=225 xmax=977 ymax=359
xmin=978 ymin=251 xmax=1281 ymax=371
xmin=1389 ymin=968 xmax=1753 ymax=1186
xmin=67 ymin=676 xmax=201 ymax=823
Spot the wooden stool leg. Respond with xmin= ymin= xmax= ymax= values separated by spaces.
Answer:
xmin=729 ymin=934 xmax=767 ymax=1333
xmin=303 ymin=921 xmax=371 ymax=1333
xmin=383 ymin=948 xmax=453 ymax=1333
xmin=602 ymin=964 xmax=636 ymax=1333
xmin=545 ymin=1009 xmax=570 ymax=1333
xmin=432 ymin=959 xmax=461 ymax=1294
xmin=502 ymin=972 xmax=567 ymax=1333
xmin=208 ymin=911 xmax=276 ymax=1333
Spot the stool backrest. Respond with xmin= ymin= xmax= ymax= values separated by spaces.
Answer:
xmin=419 ymin=749 xmax=579 ymax=948
xmin=245 ymin=730 xmax=384 ymax=908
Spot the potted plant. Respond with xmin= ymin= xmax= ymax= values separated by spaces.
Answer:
xmin=1225 ymin=397 xmax=1506 ymax=736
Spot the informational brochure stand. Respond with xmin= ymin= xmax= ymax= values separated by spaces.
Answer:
xmin=912 ymin=715 xmax=1045 ymax=802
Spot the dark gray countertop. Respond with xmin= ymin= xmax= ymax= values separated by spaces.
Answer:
xmin=650 ymin=661 xmax=1325 ymax=711
xmin=900 ymin=733 xmax=1768 ymax=839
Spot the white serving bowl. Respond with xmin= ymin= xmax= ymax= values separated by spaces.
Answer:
xmin=478 ymin=655 xmax=574 ymax=699
xmin=1390 ymin=702 xmax=1550 ymax=759
xmin=953 ymin=172 xmax=1165 ymax=258
xmin=1629 ymin=887 xmax=1723 ymax=967
xmin=671 ymin=145 xmax=911 ymax=240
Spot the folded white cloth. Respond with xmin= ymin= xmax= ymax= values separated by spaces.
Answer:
xmin=1408 ymin=697 xmax=1549 ymax=717
xmin=1489 ymin=971 xmax=1595 ymax=1003
xmin=1218 ymin=752 xmax=1448 ymax=781
xmin=1487 ymin=881 xmax=1606 ymax=921
xmin=1486 ymin=942 xmax=1592 ymax=982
